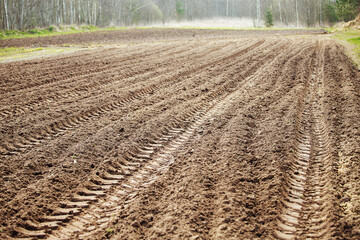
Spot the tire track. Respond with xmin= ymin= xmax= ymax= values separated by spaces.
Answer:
xmin=2 ymin=32 xmax=353 ymax=240
xmin=42 ymin=39 xmax=297 ymax=240
xmin=0 ymin=43 xmax=182 ymax=94
xmin=2 ymin=38 xmax=304 ymax=239
xmin=3 ymin=69 xmax=238 ymax=238
xmin=0 ymin=40 xmax=232 ymax=120
xmin=0 ymin=38 xmax=286 ymax=216
xmin=11 ymin=70 xmax=243 ymax=239
xmin=0 ymin=40 xmax=266 ymax=155
xmin=10 ymin=39 xmax=294 ymax=240
xmin=274 ymin=42 xmax=335 ymax=239
xmin=0 ymin=42 xmax=189 ymax=104
xmin=321 ymin=43 xmax=360 ymax=238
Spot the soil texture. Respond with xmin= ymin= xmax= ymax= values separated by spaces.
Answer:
xmin=0 ymin=28 xmax=327 ymax=47
xmin=0 ymin=29 xmax=359 ymax=240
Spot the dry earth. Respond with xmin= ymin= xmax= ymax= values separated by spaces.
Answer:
xmin=0 ymin=28 xmax=326 ymax=47
xmin=0 ymin=29 xmax=359 ymax=240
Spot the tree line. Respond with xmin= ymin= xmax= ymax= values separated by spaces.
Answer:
xmin=1 ymin=0 xmax=359 ymax=30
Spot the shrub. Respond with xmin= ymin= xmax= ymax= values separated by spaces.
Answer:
xmin=27 ymin=29 xmax=41 ymax=34
xmin=176 ymin=0 xmax=185 ymax=20
xmin=5 ymin=30 xmax=18 ymax=36
xmin=47 ymin=26 xmax=56 ymax=32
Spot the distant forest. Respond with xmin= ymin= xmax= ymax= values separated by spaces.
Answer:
xmin=1 ymin=0 xmax=359 ymax=30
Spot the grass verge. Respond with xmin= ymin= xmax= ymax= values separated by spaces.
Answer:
xmin=331 ymin=30 xmax=360 ymax=67
xmin=0 ymin=47 xmax=43 ymax=57
xmin=0 ymin=47 xmax=85 ymax=63
xmin=0 ymin=25 xmax=124 ymax=40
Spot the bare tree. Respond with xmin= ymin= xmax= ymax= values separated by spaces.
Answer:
xmin=256 ymin=0 xmax=261 ymax=27
xmin=279 ymin=0 xmax=282 ymax=25
xmin=296 ymin=0 xmax=299 ymax=27
xmin=3 ymin=0 xmax=10 ymax=29
xmin=0 ymin=0 xmax=356 ymax=31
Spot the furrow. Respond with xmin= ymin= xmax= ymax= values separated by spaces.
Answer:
xmin=0 ymin=42 xmax=183 ymax=94
xmin=0 ymin=39 xmax=285 ymax=217
xmin=0 ymin=39 xmax=266 ymax=155
xmin=10 ymin=39 xmax=293 ymax=240
xmin=0 ymin=42 xmax=195 ymax=117
xmin=274 ymin=42 xmax=335 ymax=240
xmin=0 ymin=40 xmax=233 ymax=120
xmin=11 ymin=73 xmax=241 ymax=239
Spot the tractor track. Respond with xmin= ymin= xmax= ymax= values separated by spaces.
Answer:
xmin=1 ymin=31 xmax=358 ymax=239
xmin=9 ymin=37 xmax=303 ymax=239
xmin=0 ymin=37 xmax=284 ymax=206
xmin=6 ymin=38 xmax=283 ymax=239
xmin=0 ymin=39 xmax=271 ymax=155
xmin=0 ymin=42 xmax=184 ymax=94
xmin=0 ymin=38 xmax=279 ymax=222
xmin=274 ymin=42 xmax=336 ymax=239
xmin=0 ymin=39 xmax=260 ymax=122
xmin=12 ymin=65 xmax=245 ymax=239
xmin=0 ymin=38 xmax=282 ymax=198
xmin=0 ymin=41 xmax=208 ymax=118
xmin=11 ymin=38 xmax=291 ymax=239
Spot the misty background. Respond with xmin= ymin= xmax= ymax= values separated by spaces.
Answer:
xmin=1 ymin=0 xmax=359 ymax=30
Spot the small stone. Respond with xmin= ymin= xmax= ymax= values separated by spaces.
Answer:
xmin=24 ymin=160 xmax=36 ymax=169
xmin=132 ymin=221 xmax=140 ymax=228
xmin=220 ymin=224 xmax=228 ymax=231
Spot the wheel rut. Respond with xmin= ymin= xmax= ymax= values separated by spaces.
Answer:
xmin=274 ymin=43 xmax=335 ymax=239
xmin=0 ymin=40 xmax=266 ymax=155
xmin=9 ymin=39 xmax=286 ymax=238
xmin=2 ymin=31 xmax=357 ymax=240
xmin=0 ymin=39 xmax=286 ymax=222
xmin=0 ymin=41 xmax=208 ymax=120
xmin=9 ymin=38 xmax=290 ymax=239
xmin=12 ymin=79 xmax=242 ymax=239
xmin=0 ymin=43 xmax=182 ymax=95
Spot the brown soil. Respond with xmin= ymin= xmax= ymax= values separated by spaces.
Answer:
xmin=0 ymin=28 xmax=327 ymax=47
xmin=0 ymin=29 xmax=359 ymax=240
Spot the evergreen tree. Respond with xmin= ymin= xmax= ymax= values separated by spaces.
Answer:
xmin=175 ymin=0 xmax=185 ymax=21
xmin=334 ymin=0 xmax=360 ymax=21
xmin=264 ymin=8 xmax=274 ymax=28
xmin=324 ymin=3 xmax=338 ymax=24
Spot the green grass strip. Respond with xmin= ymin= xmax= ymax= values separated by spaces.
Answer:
xmin=0 ymin=47 xmax=43 ymax=57
xmin=0 ymin=25 xmax=125 ymax=40
xmin=331 ymin=29 xmax=360 ymax=63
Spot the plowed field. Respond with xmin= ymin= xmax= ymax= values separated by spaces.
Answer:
xmin=0 ymin=29 xmax=359 ymax=240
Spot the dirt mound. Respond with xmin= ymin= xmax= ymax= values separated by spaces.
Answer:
xmin=342 ymin=14 xmax=360 ymax=29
